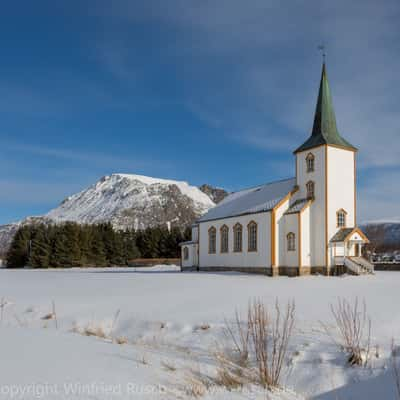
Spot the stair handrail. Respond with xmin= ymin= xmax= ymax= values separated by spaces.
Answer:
xmin=351 ymin=257 xmax=374 ymax=273
xmin=344 ymin=257 xmax=361 ymax=275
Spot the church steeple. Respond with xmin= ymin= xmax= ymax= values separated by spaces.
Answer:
xmin=294 ymin=62 xmax=357 ymax=153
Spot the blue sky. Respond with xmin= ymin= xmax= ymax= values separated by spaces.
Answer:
xmin=0 ymin=0 xmax=399 ymax=224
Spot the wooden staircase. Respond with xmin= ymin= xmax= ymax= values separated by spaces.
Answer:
xmin=344 ymin=257 xmax=374 ymax=275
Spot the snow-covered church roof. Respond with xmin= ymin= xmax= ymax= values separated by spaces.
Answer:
xmin=197 ymin=178 xmax=296 ymax=223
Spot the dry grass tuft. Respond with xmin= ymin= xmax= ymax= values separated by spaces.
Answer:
xmin=161 ymin=360 xmax=177 ymax=372
xmin=194 ymin=323 xmax=211 ymax=332
xmin=139 ymin=354 xmax=149 ymax=365
xmin=115 ymin=336 xmax=128 ymax=345
xmin=41 ymin=312 xmax=55 ymax=321
xmin=183 ymin=375 xmax=207 ymax=397
xmin=214 ymin=353 xmax=249 ymax=389
xmin=324 ymin=297 xmax=371 ymax=366
xmin=183 ymin=368 xmax=214 ymax=398
xmin=83 ymin=325 xmax=107 ymax=339
xmin=199 ymin=324 xmax=210 ymax=331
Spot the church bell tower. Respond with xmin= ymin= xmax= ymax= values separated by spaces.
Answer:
xmin=294 ymin=62 xmax=358 ymax=269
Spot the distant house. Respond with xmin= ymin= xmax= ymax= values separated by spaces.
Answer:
xmin=181 ymin=62 xmax=373 ymax=276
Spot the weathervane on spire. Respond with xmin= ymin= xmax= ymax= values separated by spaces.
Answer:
xmin=318 ymin=44 xmax=326 ymax=63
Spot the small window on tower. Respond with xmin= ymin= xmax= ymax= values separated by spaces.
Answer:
xmin=336 ymin=209 xmax=347 ymax=228
xmin=306 ymin=181 xmax=315 ymax=199
xmin=306 ymin=153 xmax=315 ymax=172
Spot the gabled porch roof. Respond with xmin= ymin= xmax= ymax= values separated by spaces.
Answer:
xmin=330 ymin=227 xmax=369 ymax=243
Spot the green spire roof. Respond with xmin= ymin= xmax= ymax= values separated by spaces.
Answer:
xmin=294 ymin=63 xmax=357 ymax=153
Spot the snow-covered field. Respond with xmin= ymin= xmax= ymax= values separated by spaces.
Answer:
xmin=0 ymin=266 xmax=399 ymax=399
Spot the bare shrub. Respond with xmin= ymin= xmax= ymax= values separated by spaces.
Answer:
xmin=218 ymin=299 xmax=295 ymax=390
xmin=223 ymin=310 xmax=250 ymax=367
xmin=40 ymin=301 xmax=58 ymax=329
xmin=391 ymin=340 xmax=400 ymax=399
xmin=52 ymin=301 xmax=58 ymax=329
xmin=109 ymin=309 xmax=120 ymax=336
xmin=0 ymin=297 xmax=5 ymax=324
xmin=325 ymin=297 xmax=371 ymax=366
xmin=248 ymin=299 xmax=295 ymax=387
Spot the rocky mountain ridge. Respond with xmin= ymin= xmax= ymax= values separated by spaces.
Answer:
xmin=0 ymin=174 xmax=224 ymax=255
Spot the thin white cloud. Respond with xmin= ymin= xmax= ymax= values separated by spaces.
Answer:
xmin=0 ymin=180 xmax=83 ymax=206
xmin=1 ymin=141 xmax=159 ymax=171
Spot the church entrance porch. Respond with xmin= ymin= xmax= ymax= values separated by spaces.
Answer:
xmin=330 ymin=227 xmax=373 ymax=275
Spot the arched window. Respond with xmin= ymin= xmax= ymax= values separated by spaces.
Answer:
xmin=233 ymin=223 xmax=243 ymax=252
xmin=336 ymin=209 xmax=347 ymax=228
xmin=306 ymin=153 xmax=315 ymax=172
xmin=208 ymin=227 xmax=216 ymax=254
xmin=220 ymin=225 xmax=229 ymax=253
xmin=247 ymin=221 xmax=258 ymax=252
xmin=287 ymin=232 xmax=296 ymax=251
xmin=306 ymin=181 xmax=315 ymax=199
xmin=183 ymin=247 xmax=189 ymax=260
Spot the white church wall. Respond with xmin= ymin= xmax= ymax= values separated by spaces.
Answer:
xmin=327 ymin=147 xmax=356 ymax=265
xmin=275 ymin=197 xmax=290 ymax=267
xmin=296 ymin=146 xmax=326 ymax=266
xmin=198 ymin=212 xmax=271 ymax=268
xmin=181 ymin=244 xmax=197 ymax=268
xmin=333 ymin=243 xmax=345 ymax=257
xmin=191 ymin=225 xmax=199 ymax=242
xmin=301 ymin=205 xmax=311 ymax=267
xmin=283 ymin=213 xmax=298 ymax=267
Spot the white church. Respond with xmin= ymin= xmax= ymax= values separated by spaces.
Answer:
xmin=181 ymin=62 xmax=374 ymax=276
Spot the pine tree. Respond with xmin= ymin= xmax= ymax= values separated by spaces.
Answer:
xmin=139 ymin=228 xmax=161 ymax=258
xmin=29 ymin=224 xmax=51 ymax=268
xmin=123 ymin=229 xmax=140 ymax=263
xmin=89 ymin=225 xmax=107 ymax=267
xmin=63 ymin=222 xmax=81 ymax=266
xmin=50 ymin=226 xmax=70 ymax=268
xmin=6 ymin=226 xmax=31 ymax=268
xmin=79 ymin=225 xmax=91 ymax=266
xmin=99 ymin=223 xmax=116 ymax=266
xmin=183 ymin=226 xmax=191 ymax=241
xmin=111 ymin=230 xmax=126 ymax=265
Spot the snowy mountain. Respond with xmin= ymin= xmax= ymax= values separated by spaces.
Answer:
xmin=46 ymin=173 xmax=215 ymax=229
xmin=198 ymin=184 xmax=228 ymax=204
xmin=361 ymin=221 xmax=400 ymax=247
xmin=0 ymin=174 xmax=216 ymax=254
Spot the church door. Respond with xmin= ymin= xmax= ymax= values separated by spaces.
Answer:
xmin=354 ymin=243 xmax=360 ymax=257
